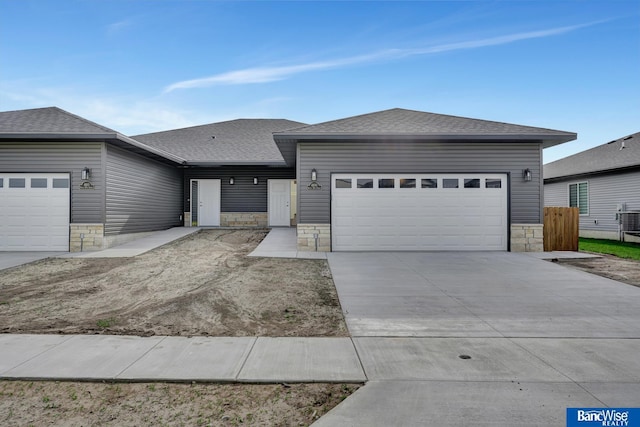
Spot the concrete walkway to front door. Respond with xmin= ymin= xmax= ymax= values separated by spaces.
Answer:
xmin=248 ymin=227 xmax=327 ymax=259
xmin=316 ymin=251 xmax=640 ymax=426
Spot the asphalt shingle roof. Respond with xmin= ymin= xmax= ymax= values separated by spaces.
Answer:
xmin=276 ymin=108 xmax=576 ymax=147
xmin=544 ymin=132 xmax=640 ymax=180
xmin=0 ymin=106 xmax=117 ymax=134
xmin=134 ymin=119 xmax=307 ymax=165
xmin=0 ymin=106 xmax=187 ymax=164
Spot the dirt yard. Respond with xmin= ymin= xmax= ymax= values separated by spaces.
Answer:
xmin=0 ymin=230 xmax=356 ymax=426
xmin=0 ymin=381 xmax=360 ymax=426
xmin=557 ymin=254 xmax=640 ymax=288
xmin=0 ymin=229 xmax=347 ymax=337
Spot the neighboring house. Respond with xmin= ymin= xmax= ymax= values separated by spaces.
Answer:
xmin=544 ymin=132 xmax=640 ymax=243
xmin=1 ymin=106 xmax=576 ymax=253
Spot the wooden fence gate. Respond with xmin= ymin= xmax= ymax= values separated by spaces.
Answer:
xmin=543 ymin=207 xmax=579 ymax=251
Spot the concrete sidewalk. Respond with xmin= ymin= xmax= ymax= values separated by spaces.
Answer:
xmin=248 ymin=227 xmax=327 ymax=259
xmin=0 ymin=227 xmax=201 ymax=271
xmin=0 ymin=334 xmax=365 ymax=383
xmin=0 ymin=251 xmax=65 ymax=271
xmin=60 ymin=227 xmax=201 ymax=258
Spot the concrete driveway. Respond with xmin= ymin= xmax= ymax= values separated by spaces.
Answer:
xmin=317 ymin=252 xmax=640 ymax=426
xmin=328 ymin=251 xmax=640 ymax=338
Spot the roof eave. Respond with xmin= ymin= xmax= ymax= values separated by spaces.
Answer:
xmin=544 ymin=164 xmax=640 ymax=183
xmin=274 ymin=132 xmax=576 ymax=146
xmin=0 ymin=132 xmax=119 ymax=140
xmin=184 ymin=160 xmax=288 ymax=167
xmin=115 ymin=133 xmax=187 ymax=164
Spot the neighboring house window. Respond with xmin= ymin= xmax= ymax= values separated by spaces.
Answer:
xmin=569 ymin=182 xmax=588 ymax=215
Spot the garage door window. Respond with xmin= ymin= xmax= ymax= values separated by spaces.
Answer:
xmin=486 ymin=179 xmax=502 ymax=188
xmin=400 ymin=178 xmax=416 ymax=188
xmin=0 ymin=178 xmax=3 ymax=188
xmin=378 ymin=179 xmax=394 ymax=188
xmin=9 ymin=178 xmax=25 ymax=188
xmin=421 ymin=178 xmax=437 ymax=188
xmin=52 ymin=178 xmax=69 ymax=188
xmin=335 ymin=178 xmax=351 ymax=189
xmin=464 ymin=179 xmax=480 ymax=188
xmin=357 ymin=178 xmax=373 ymax=188
xmin=31 ymin=178 xmax=47 ymax=188
xmin=443 ymin=178 xmax=458 ymax=189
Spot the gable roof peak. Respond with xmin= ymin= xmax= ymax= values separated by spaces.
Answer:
xmin=133 ymin=117 xmax=307 ymax=165
xmin=0 ymin=106 xmax=118 ymax=134
xmin=274 ymin=107 xmax=576 ymax=147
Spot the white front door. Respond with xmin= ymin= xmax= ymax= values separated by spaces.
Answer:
xmin=268 ymin=180 xmax=291 ymax=226
xmin=0 ymin=173 xmax=70 ymax=251
xmin=197 ymin=179 xmax=220 ymax=226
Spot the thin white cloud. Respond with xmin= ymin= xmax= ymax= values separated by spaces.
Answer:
xmin=0 ymin=80 xmax=303 ymax=134
xmin=0 ymin=86 xmax=204 ymax=134
xmin=107 ymin=19 xmax=132 ymax=35
xmin=164 ymin=51 xmax=393 ymax=91
xmin=164 ymin=22 xmax=594 ymax=93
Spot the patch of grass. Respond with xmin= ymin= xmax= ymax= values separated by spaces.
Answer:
xmin=580 ymin=238 xmax=640 ymax=260
xmin=96 ymin=318 xmax=116 ymax=328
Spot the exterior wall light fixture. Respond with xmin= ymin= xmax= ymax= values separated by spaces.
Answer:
xmin=523 ymin=168 xmax=532 ymax=182
xmin=253 ymin=177 xmax=259 ymax=185
xmin=81 ymin=167 xmax=91 ymax=181
xmin=229 ymin=177 xmax=235 ymax=185
xmin=308 ymin=168 xmax=321 ymax=190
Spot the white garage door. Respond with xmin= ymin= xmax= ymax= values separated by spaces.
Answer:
xmin=332 ymin=173 xmax=508 ymax=251
xmin=0 ymin=173 xmax=70 ymax=251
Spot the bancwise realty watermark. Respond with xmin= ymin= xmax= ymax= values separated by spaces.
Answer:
xmin=567 ymin=408 xmax=640 ymax=427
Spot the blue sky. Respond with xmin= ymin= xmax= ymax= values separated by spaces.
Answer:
xmin=0 ymin=0 xmax=638 ymax=163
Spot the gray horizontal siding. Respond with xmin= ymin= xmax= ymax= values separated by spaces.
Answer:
xmin=543 ymin=181 xmax=567 ymax=207
xmin=298 ymin=141 xmax=542 ymax=224
xmin=0 ymin=141 xmax=104 ymax=223
xmin=545 ymin=170 xmax=640 ymax=233
xmin=105 ymin=145 xmax=182 ymax=235
xmin=184 ymin=166 xmax=295 ymax=212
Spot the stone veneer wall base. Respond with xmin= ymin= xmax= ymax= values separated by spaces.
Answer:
xmin=510 ymin=224 xmax=544 ymax=252
xmin=70 ymin=223 xmax=104 ymax=252
xmin=184 ymin=212 xmax=269 ymax=228
xmin=297 ymin=224 xmax=331 ymax=251
xmin=220 ymin=212 xmax=268 ymax=227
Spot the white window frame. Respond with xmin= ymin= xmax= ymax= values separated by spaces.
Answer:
xmin=568 ymin=181 xmax=589 ymax=216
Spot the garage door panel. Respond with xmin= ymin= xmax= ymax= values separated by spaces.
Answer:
xmin=332 ymin=173 xmax=507 ymax=251
xmin=0 ymin=173 xmax=70 ymax=251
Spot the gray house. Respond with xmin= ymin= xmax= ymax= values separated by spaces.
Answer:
xmin=544 ymin=132 xmax=640 ymax=243
xmin=1 ymin=106 xmax=576 ymax=252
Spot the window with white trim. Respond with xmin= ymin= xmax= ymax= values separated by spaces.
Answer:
xmin=569 ymin=182 xmax=588 ymax=215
